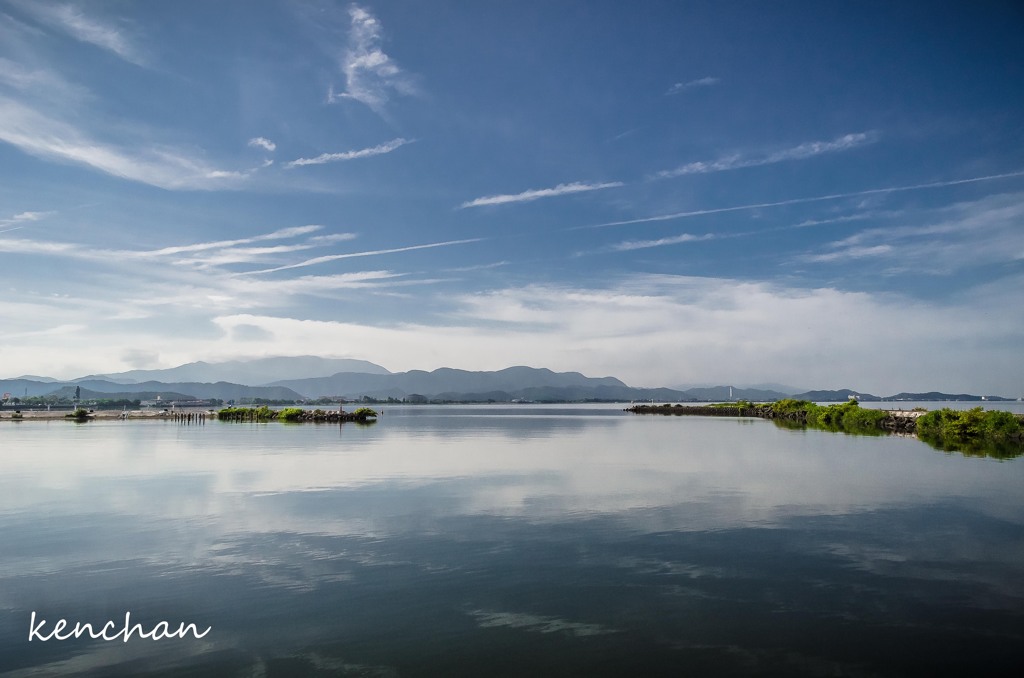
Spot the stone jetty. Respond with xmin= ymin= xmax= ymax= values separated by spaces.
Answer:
xmin=625 ymin=403 xmax=923 ymax=433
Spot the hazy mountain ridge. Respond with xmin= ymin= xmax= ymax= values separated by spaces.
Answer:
xmin=0 ymin=357 xmax=1015 ymax=403
xmin=269 ymin=366 xmax=629 ymax=399
xmin=72 ymin=380 xmax=304 ymax=402
xmin=78 ymin=356 xmax=390 ymax=386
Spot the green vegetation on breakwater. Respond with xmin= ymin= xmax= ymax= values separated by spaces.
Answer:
xmin=916 ymin=407 xmax=1024 ymax=459
xmin=65 ymin=407 xmax=91 ymax=421
xmin=627 ymin=400 xmax=1024 ymax=459
xmin=217 ymin=406 xmax=378 ymax=423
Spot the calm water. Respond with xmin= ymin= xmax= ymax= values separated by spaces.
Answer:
xmin=1 ymin=405 xmax=1022 ymax=676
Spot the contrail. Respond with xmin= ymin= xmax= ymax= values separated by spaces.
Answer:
xmin=576 ymin=170 xmax=1024 ymax=230
xmin=245 ymin=238 xmax=484 ymax=274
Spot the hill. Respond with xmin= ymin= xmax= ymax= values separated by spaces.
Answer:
xmin=77 ymin=356 xmax=390 ymax=385
xmin=270 ymin=366 xmax=630 ymax=399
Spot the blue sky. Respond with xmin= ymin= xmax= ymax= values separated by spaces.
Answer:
xmin=1 ymin=1 xmax=1022 ymax=394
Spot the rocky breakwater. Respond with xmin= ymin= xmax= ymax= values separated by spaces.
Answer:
xmin=625 ymin=402 xmax=921 ymax=432
xmin=878 ymin=410 xmax=924 ymax=433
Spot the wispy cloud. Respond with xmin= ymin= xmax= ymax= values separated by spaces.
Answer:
xmin=797 ymin=192 xmax=1024 ymax=271
xmin=285 ymin=138 xmax=411 ymax=168
xmin=309 ymin=233 xmax=359 ymax=245
xmin=656 ymin=132 xmax=874 ymax=179
xmin=0 ymin=210 xmax=51 ymax=226
xmin=14 ymin=1 xmax=145 ymax=66
xmin=666 ymin=76 xmax=719 ymax=95
xmin=611 ymin=232 xmax=716 ymax=252
xmin=461 ymin=181 xmax=624 ymax=209
xmin=0 ymin=225 xmax=328 ymax=263
xmin=802 ymin=244 xmax=894 ymax=263
xmin=248 ymin=137 xmax=277 ymax=152
xmin=329 ymin=3 xmax=417 ymax=114
xmin=134 ymin=226 xmax=327 ymax=258
xmin=0 ymin=97 xmax=256 ymax=190
xmin=0 ymin=57 xmax=92 ymax=101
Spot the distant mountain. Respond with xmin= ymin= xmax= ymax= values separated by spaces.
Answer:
xmin=744 ymin=382 xmax=805 ymax=395
xmin=269 ymin=368 xmax=797 ymax=403
xmin=680 ymin=386 xmax=789 ymax=402
xmin=77 ymin=356 xmax=390 ymax=385
xmin=70 ymin=380 xmax=304 ymax=402
xmin=4 ymin=361 xmax=1014 ymax=404
xmin=271 ymin=366 xmax=631 ymax=399
xmin=791 ymin=389 xmax=880 ymax=402
xmin=672 ymin=382 xmax=802 ymax=396
xmin=0 ymin=379 xmax=65 ymax=398
xmin=12 ymin=375 xmax=61 ymax=383
xmin=49 ymin=386 xmax=198 ymax=402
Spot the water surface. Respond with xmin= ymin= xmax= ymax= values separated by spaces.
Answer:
xmin=1 ymin=405 xmax=1022 ymax=676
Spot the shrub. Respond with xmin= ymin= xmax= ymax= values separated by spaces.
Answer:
xmin=919 ymin=408 xmax=1023 ymax=443
xmin=277 ymin=407 xmax=305 ymax=422
xmin=352 ymin=407 xmax=378 ymax=418
xmin=773 ymin=399 xmax=813 ymax=415
xmin=217 ymin=406 xmax=275 ymax=421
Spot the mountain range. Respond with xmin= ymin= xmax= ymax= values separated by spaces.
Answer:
xmin=0 ymin=356 xmax=1015 ymax=404
xmin=77 ymin=356 xmax=389 ymax=385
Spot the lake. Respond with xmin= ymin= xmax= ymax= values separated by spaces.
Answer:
xmin=2 ymin=405 xmax=1022 ymax=676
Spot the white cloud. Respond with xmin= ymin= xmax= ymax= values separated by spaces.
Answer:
xmin=191 ymin=273 xmax=1024 ymax=396
xmin=801 ymin=244 xmax=893 ymax=263
xmin=248 ymin=137 xmax=277 ymax=152
xmin=656 ymin=132 xmax=874 ymax=179
xmin=798 ymin=192 xmax=1024 ymax=272
xmin=285 ymin=137 xmax=411 ymax=168
xmin=0 ymin=210 xmax=52 ymax=227
xmin=309 ymin=233 xmax=359 ymax=244
xmin=0 ymin=97 xmax=252 ymax=190
xmin=666 ymin=76 xmax=719 ymax=95
xmin=611 ymin=232 xmax=716 ymax=252
xmin=3 ymin=269 xmax=1022 ymax=395
xmin=14 ymin=1 xmax=145 ymax=66
xmin=461 ymin=181 xmax=625 ymax=209
xmin=329 ymin=4 xmax=417 ymax=113
xmin=0 ymin=225 xmax=328 ymax=267
xmin=134 ymin=226 xmax=325 ymax=258
xmin=0 ymin=57 xmax=92 ymax=102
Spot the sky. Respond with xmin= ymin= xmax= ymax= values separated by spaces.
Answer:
xmin=0 ymin=1 xmax=1022 ymax=395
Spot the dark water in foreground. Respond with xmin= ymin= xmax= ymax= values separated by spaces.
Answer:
xmin=1 ymin=405 xmax=1022 ymax=676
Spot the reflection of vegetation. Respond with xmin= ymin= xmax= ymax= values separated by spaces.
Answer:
xmin=916 ymin=408 xmax=1024 ymax=459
